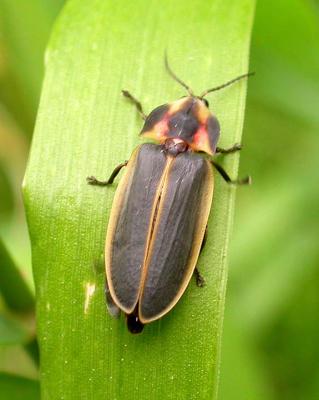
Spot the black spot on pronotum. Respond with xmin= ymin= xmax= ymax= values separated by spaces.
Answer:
xmin=168 ymin=112 xmax=199 ymax=141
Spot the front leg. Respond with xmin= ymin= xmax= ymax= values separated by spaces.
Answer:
xmin=87 ymin=161 xmax=128 ymax=186
xmin=122 ymin=90 xmax=147 ymax=121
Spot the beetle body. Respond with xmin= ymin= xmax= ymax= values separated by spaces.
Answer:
xmin=88 ymin=62 xmax=252 ymax=333
xmin=106 ymin=97 xmax=216 ymax=333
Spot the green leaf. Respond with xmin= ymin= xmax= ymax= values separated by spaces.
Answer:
xmin=0 ymin=238 xmax=34 ymax=313
xmin=219 ymin=2 xmax=319 ymax=398
xmin=0 ymin=373 xmax=39 ymax=400
xmin=23 ymin=0 xmax=255 ymax=398
xmin=0 ymin=239 xmax=38 ymax=364
xmin=0 ymin=0 xmax=64 ymax=135
xmin=0 ymin=160 xmax=14 ymax=220
xmin=250 ymin=0 xmax=319 ymax=125
xmin=0 ymin=314 xmax=29 ymax=346
xmin=0 ymin=346 xmax=39 ymax=380
xmin=219 ymin=309 xmax=275 ymax=400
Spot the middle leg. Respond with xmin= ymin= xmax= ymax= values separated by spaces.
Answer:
xmin=211 ymin=160 xmax=251 ymax=185
xmin=87 ymin=161 xmax=128 ymax=186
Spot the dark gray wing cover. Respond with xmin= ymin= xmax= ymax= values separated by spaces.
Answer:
xmin=110 ymin=144 xmax=166 ymax=311
xmin=140 ymin=152 xmax=211 ymax=320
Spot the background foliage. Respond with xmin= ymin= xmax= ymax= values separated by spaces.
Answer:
xmin=0 ymin=0 xmax=318 ymax=399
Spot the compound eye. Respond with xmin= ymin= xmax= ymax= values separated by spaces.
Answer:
xmin=203 ymin=98 xmax=209 ymax=108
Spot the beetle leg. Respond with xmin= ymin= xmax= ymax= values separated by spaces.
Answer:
xmin=87 ymin=161 xmax=128 ymax=186
xmin=193 ymin=227 xmax=208 ymax=287
xmin=216 ymin=143 xmax=242 ymax=154
xmin=200 ymin=226 xmax=208 ymax=253
xmin=122 ymin=90 xmax=147 ymax=120
xmin=194 ymin=268 xmax=205 ymax=288
xmin=211 ymin=160 xmax=251 ymax=185
xmin=105 ymin=280 xmax=121 ymax=318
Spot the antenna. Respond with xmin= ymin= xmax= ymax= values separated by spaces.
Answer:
xmin=200 ymin=72 xmax=255 ymax=98
xmin=164 ymin=52 xmax=194 ymax=96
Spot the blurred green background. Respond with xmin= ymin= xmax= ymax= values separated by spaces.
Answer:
xmin=0 ymin=0 xmax=318 ymax=399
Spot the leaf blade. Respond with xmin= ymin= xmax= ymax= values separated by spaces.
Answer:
xmin=0 ymin=238 xmax=34 ymax=313
xmin=0 ymin=373 xmax=39 ymax=400
xmin=24 ymin=0 xmax=255 ymax=398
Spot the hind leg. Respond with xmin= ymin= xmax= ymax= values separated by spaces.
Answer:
xmin=194 ymin=227 xmax=208 ymax=287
